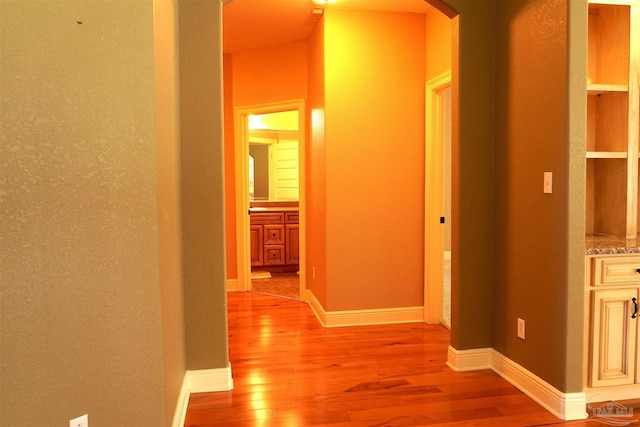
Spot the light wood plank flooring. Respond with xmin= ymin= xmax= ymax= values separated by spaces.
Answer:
xmin=185 ymin=292 xmax=640 ymax=426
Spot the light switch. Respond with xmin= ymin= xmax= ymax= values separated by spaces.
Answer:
xmin=543 ymin=172 xmax=553 ymax=194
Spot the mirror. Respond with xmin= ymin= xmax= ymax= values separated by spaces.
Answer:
xmin=248 ymin=110 xmax=300 ymax=201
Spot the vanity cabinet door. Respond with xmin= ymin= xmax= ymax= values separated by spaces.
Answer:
xmin=286 ymin=224 xmax=299 ymax=265
xmin=589 ymin=288 xmax=639 ymax=387
xmin=250 ymin=225 xmax=264 ymax=266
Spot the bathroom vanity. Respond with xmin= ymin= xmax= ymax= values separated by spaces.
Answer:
xmin=249 ymin=202 xmax=299 ymax=271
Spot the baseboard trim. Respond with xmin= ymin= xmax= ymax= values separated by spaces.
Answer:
xmin=447 ymin=346 xmax=587 ymax=421
xmin=226 ymin=278 xmax=239 ymax=292
xmin=446 ymin=346 xmax=492 ymax=371
xmin=306 ymin=290 xmax=423 ymax=328
xmin=172 ymin=365 xmax=234 ymax=427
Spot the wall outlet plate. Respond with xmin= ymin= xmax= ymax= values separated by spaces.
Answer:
xmin=70 ymin=414 xmax=88 ymax=427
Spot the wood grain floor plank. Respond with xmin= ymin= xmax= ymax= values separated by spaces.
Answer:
xmin=184 ymin=292 xmax=640 ymax=427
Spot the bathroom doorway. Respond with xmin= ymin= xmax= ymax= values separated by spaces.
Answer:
xmin=233 ymin=100 xmax=307 ymax=300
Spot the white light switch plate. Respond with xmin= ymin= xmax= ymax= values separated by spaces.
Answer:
xmin=543 ymin=172 xmax=553 ymax=194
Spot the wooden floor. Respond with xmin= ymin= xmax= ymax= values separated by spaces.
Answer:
xmin=185 ymin=292 xmax=640 ymax=427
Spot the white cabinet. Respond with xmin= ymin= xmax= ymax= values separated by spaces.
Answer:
xmin=590 ymin=288 xmax=639 ymax=387
xmin=587 ymin=255 xmax=640 ymax=388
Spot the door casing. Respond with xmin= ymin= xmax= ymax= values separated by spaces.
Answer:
xmin=424 ymin=71 xmax=452 ymax=324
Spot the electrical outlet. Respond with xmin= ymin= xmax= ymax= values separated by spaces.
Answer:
xmin=517 ymin=318 xmax=526 ymax=340
xmin=69 ymin=414 xmax=88 ymax=427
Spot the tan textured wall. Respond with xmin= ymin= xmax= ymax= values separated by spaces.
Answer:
xmin=179 ymin=0 xmax=229 ymax=370
xmin=323 ymin=9 xmax=426 ymax=311
xmin=433 ymin=0 xmax=497 ymax=353
xmin=435 ymin=0 xmax=586 ymax=392
xmin=0 ymin=1 xmax=169 ymax=425
xmin=492 ymin=0 xmax=585 ymax=392
xmin=154 ymin=0 xmax=187 ymax=421
xmin=493 ymin=0 xmax=570 ymax=390
xmin=223 ymin=54 xmax=238 ymax=281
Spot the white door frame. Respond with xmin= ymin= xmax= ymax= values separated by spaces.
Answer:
xmin=234 ymin=100 xmax=306 ymax=296
xmin=424 ymin=71 xmax=451 ymax=324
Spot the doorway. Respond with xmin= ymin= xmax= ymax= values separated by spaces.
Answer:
xmin=233 ymin=100 xmax=307 ymax=300
xmin=425 ymin=71 xmax=452 ymax=326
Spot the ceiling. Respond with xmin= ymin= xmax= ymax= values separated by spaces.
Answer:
xmin=223 ymin=0 xmax=433 ymax=54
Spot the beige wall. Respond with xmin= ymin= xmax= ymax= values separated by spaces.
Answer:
xmin=224 ymin=41 xmax=308 ymax=281
xmin=436 ymin=0 xmax=586 ymax=392
xmin=493 ymin=0 xmax=571 ymax=391
xmin=179 ymin=0 xmax=229 ymax=370
xmin=0 ymin=0 xmax=178 ymax=425
xmin=155 ymin=0 xmax=187 ymax=422
xmin=322 ymin=9 xmax=426 ymax=311
xmin=307 ymin=16 xmax=328 ymax=305
xmin=223 ymin=54 xmax=238 ymax=280
xmin=436 ymin=0 xmax=497 ymax=351
xmin=426 ymin=10 xmax=453 ymax=81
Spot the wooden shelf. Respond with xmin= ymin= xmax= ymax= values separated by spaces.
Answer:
xmin=587 ymin=151 xmax=628 ymax=158
xmin=588 ymin=0 xmax=633 ymax=5
xmin=588 ymin=84 xmax=628 ymax=95
xmin=586 ymin=1 xmax=639 ymax=238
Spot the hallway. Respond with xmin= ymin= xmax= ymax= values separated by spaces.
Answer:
xmin=183 ymin=292 xmax=634 ymax=426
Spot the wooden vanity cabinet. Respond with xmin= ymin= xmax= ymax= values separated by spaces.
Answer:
xmin=586 ymin=255 xmax=640 ymax=388
xmin=285 ymin=212 xmax=300 ymax=265
xmin=250 ymin=224 xmax=264 ymax=266
xmin=250 ymin=210 xmax=299 ymax=268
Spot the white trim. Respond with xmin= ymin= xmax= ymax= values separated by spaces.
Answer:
xmin=424 ymin=70 xmax=452 ymax=325
xmin=226 ymin=278 xmax=239 ymax=292
xmin=446 ymin=347 xmax=588 ymax=421
xmin=584 ymin=385 xmax=640 ymax=402
xmin=172 ymin=365 xmax=234 ymax=427
xmin=172 ymin=376 xmax=190 ymax=427
xmin=446 ymin=346 xmax=492 ymax=371
xmin=306 ymin=290 xmax=423 ymax=328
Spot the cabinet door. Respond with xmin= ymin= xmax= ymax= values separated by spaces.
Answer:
xmin=250 ymin=225 xmax=263 ymax=266
xmin=589 ymin=288 xmax=638 ymax=387
xmin=285 ymin=224 xmax=299 ymax=265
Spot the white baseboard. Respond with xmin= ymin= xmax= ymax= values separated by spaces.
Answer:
xmin=172 ymin=365 xmax=234 ymax=427
xmin=446 ymin=346 xmax=492 ymax=371
xmin=226 ymin=278 xmax=239 ymax=292
xmin=306 ymin=290 xmax=423 ymax=328
xmin=447 ymin=346 xmax=587 ymax=421
xmin=585 ymin=385 xmax=640 ymax=403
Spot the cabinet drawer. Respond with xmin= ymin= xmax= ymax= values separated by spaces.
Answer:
xmin=264 ymin=245 xmax=285 ymax=265
xmin=285 ymin=212 xmax=299 ymax=224
xmin=264 ymin=225 xmax=284 ymax=244
xmin=591 ymin=257 xmax=640 ymax=286
xmin=250 ymin=212 xmax=284 ymax=225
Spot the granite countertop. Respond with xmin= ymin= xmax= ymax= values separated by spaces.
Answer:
xmin=586 ymin=234 xmax=640 ymax=255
